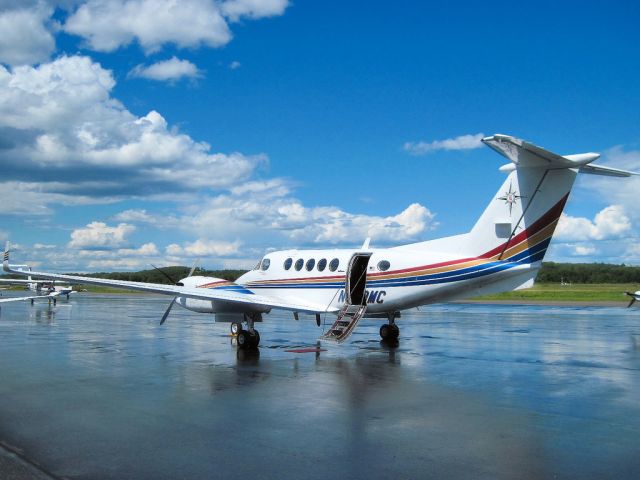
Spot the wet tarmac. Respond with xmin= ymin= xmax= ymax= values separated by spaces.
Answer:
xmin=1 ymin=293 xmax=640 ymax=479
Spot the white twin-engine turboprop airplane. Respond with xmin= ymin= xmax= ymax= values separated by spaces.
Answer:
xmin=3 ymin=134 xmax=637 ymax=349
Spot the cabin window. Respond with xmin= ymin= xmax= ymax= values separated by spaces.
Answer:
xmin=261 ymin=258 xmax=271 ymax=271
xmin=329 ymin=258 xmax=339 ymax=272
xmin=283 ymin=258 xmax=293 ymax=270
xmin=317 ymin=258 xmax=327 ymax=271
xmin=306 ymin=259 xmax=315 ymax=271
xmin=294 ymin=258 xmax=304 ymax=271
xmin=377 ymin=260 xmax=391 ymax=272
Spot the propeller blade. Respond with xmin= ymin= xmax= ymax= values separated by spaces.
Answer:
xmin=151 ymin=264 xmax=178 ymax=285
xmin=628 ymin=297 xmax=637 ymax=308
xmin=188 ymin=259 xmax=200 ymax=278
xmin=160 ymin=297 xmax=177 ymax=325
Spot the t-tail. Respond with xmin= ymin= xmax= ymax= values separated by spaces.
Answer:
xmin=398 ymin=134 xmax=636 ymax=300
xmin=465 ymin=134 xmax=636 ymax=267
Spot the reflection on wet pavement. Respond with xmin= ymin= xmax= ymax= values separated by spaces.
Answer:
xmin=0 ymin=295 xmax=639 ymax=479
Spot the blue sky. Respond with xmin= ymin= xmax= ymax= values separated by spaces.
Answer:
xmin=1 ymin=0 xmax=639 ymax=271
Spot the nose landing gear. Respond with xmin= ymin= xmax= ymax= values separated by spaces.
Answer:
xmin=379 ymin=312 xmax=400 ymax=341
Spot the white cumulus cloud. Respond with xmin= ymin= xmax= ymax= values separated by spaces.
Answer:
xmin=129 ymin=56 xmax=202 ymax=82
xmin=69 ymin=222 xmax=135 ymax=249
xmin=165 ymin=239 xmax=241 ymax=257
xmin=62 ymin=0 xmax=290 ymax=54
xmin=555 ymin=205 xmax=631 ymax=241
xmin=0 ymin=3 xmax=56 ymax=66
xmin=221 ymin=0 xmax=289 ymax=22
xmin=0 ymin=55 xmax=264 ymax=210
xmin=63 ymin=0 xmax=231 ymax=53
xmin=403 ymin=133 xmax=485 ymax=156
xmin=186 ymin=185 xmax=437 ymax=247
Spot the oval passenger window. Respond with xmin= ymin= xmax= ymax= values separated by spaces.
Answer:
xmin=306 ymin=259 xmax=315 ymax=271
xmin=377 ymin=260 xmax=390 ymax=272
xmin=317 ymin=258 xmax=327 ymax=271
xmin=283 ymin=258 xmax=293 ymax=270
xmin=329 ymin=258 xmax=339 ymax=272
xmin=294 ymin=259 xmax=304 ymax=271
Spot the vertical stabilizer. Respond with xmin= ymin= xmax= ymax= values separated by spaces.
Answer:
xmin=466 ymin=163 xmax=576 ymax=263
xmin=464 ymin=134 xmax=611 ymax=264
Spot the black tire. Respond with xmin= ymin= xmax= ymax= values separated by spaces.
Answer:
xmin=237 ymin=330 xmax=250 ymax=349
xmin=380 ymin=324 xmax=391 ymax=340
xmin=389 ymin=324 xmax=400 ymax=339
xmin=231 ymin=322 xmax=242 ymax=335
xmin=249 ymin=330 xmax=260 ymax=348
xmin=380 ymin=323 xmax=399 ymax=340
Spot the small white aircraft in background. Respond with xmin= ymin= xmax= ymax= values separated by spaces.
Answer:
xmin=626 ymin=291 xmax=640 ymax=307
xmin=3 ymin=134 xmax=637 ymax=349
xmin=0 ymin=266 xmax=75 ymax=300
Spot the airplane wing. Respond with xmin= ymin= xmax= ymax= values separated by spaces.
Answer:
xmin=0 ymin=278 xmax=72 ymax=285
xmin=3 ymin=244 xmax=335 ymax=315
xmin=0 ymin=295 xmax=51 ymax=304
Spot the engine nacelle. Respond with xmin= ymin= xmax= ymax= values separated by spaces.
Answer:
xmin=174 ymin=276 xmax=268 ymax=315
xmin=177 ymin=275 xmax=230 ymax=289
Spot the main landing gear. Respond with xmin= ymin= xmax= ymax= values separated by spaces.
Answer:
xmin=379 ymin=312 xmax=400 ymax=342
xmin=230 ymin=313 xmax=261 ymax=350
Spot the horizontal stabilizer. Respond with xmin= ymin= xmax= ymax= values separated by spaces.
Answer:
xmin=578 ymin=164 xmax=637 ymax=177
xmin=482 ymin=134 xmax=597 ymax=168
xmin=483 ymin=134 xmax=637 ymax=176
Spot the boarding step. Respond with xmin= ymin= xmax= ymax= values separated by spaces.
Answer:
xmin=320 ymin=303 xmax=367 ymax=343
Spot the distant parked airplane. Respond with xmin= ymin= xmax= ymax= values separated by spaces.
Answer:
xmin=0 ymin=267 xmax=74 ymax=299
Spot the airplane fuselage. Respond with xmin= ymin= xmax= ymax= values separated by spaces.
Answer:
xmin=174 ymin=244 xmax=539 ymax=316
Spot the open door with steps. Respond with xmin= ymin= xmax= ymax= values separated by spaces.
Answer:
xmin=320 ymin=252 xmax=371 ymax=343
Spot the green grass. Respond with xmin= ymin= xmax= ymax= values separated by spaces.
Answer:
xmin=474 ymin=283 xmax=636 ymax=302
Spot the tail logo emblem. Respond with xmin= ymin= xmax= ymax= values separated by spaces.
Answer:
xmin=497 ymin=182 xmax=523 ymax=216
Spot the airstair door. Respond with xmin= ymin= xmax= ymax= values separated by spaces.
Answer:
xmin=346 ymin=252 xmax=372 ymax=305
xmin=320 ymin=252 xmax=372 ymax=343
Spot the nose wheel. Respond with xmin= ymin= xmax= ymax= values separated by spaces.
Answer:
xmin=380 ymin=312 xmax=400 ymax=341
xmin=379 ymin=323 xmax=399 ymax=340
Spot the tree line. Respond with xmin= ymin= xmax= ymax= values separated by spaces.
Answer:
xmin=536 ymin=262 xmax=640 ymax=284
xmin=82 ymin=266 xmax=248 ymax=284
